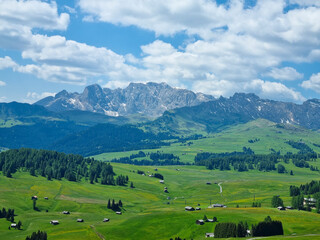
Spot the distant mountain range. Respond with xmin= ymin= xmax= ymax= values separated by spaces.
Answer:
xmin=1 ymin=82 xmax=320 ymax=156
xmin=35 ymin=82 xmax=214 ymax=117
xmin=147 ymin=93 xmax=320 ymax=134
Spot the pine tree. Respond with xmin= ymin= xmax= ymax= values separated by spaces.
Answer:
xmin=107 ymin=199 xmax=111 ymax=209
xmin=17 ymin=220 xmax=22 ymax=230
xmin=130 ymin=182 xmax=134 ymax=188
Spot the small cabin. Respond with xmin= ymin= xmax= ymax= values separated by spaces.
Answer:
xmin=159 ymin=180 xmax=164 ymax=184
xmin=62 ymin=211 xmax=70 ymax=214
xmin=10 ymin=223 xmax=17 ymax=228
xmin=103 ymin=218 xmax=109 ymax=222
xmin=213 ymin=204 xmax=225 ymax=208
xmin=116 ymin=211 xmax=122 ymax=215
xmin=196 ymin=207 xmax=201 ymax=210
xmin=286 ymin=206 xmax=293 ymax=210
xmin=206 ymin=219 xmax=214 ymax=222
xmin=196 ymin=219 xmax=204 ymax=225
xmin=205 ymin=233 xmax=214 ymax=238
xmin=277 ymin=206 xmax=286 ymax=211
xmin=50 ymin=220 xmax=59 ymax=225
xmin=148 ymin=175 xmax=153 ymax=177
xmin=164 ymin=189 xmax=168 ymax=193
xmin=77 ymin=219 xmax=84 ymax=222
xmin=185 ymin=206 xmax=195 ymax=211
xmin=31 ymin=196 xmax=38 ymax=200
xmin=44 ymin=197 xmax=48 ymax=200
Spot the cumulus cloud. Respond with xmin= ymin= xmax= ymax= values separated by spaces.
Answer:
xmin=301 ymin=73 xmax=320 ymax=93
xmin=192 ymin=78 xmax=305 ymax=102
xmin=0 ymin=80 xmax=6 ymax=86
xmin=264 ymin=67 xmax=303 ymax=81
xmin=0 ymin=0 xmax=69 ymax=50
xmin=26 ymin=91 xmax=56 ymax=102
xmin=0 ymin=56 xmax=17 ymax=70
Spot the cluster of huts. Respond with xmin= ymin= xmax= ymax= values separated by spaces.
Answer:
xmin=50 ymin=210 xmax=121 ymax=225
xmin=277 ymin=206 xmax=293 ymax=210
xmin=31 ymin=195 xmax=49 ymax=200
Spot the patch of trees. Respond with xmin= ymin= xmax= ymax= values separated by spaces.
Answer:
xmin=111 ymin=157 xmax=186 ymax=166
xmin=251 ymin=216 xmax=283 ymax=237
xmin=286 ymin=141 xmax=314 ymax=154
xmin=277 ymin=164 xmax=286 ymax=173
xmin=248 ymin=138 xmax=260 ymax=143
xmin=195 ymin=150 xmax=318 ymax=173
xmin=271 ymin=196 xmax=283 ymax=207
xmin=107 ymin=199 xmax=123 ymax=211
xmin=214 ymin=221 xmax=248 ymax=238
xmin=252 ymin=202 xmax=261 ymax=207
xmin=292 ymin=180 xmax=320 ymax=195
xmin=150 ymin=152 xmax=180 ymax=161
xmin=25 ymin=230 xmax=47 ymax=240
xmin=115 ymin=175 xmax=129 ymax=186
xmin=0 ymin=148 xmax=127 ymax=186
xmin=154 ymin=173 xmax=164 ymax=180
xmin=195 ymin=149 xmax=280 ymax=172
xmin=0 ymin=207 xmax=15 ymax=222
xmin=129 ymin=151 xmax=146 ymax=159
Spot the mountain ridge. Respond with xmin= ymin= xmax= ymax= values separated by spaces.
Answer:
xmin=34 ymin=82 xmax=215 ymax=117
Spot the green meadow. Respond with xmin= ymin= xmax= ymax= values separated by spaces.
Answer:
xmin=94 ymin=119 xmax=320 ymax=163
xmin=1 ymin=159 xmax=320 ymax=239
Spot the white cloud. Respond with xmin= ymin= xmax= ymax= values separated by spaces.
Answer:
xmin=79 ymin=0 xmax=229 ymax=37
xmin=264 ymin=67 xmax=303 ymax=81
xmin=0 ymin=56 xmax=17 ymax=70
xmin=26 ymin=91 xmax=56 ymax=102
xmin=0 ymin=96 xmax=7 ymax=102
xmin=192 ymin=78 xmax=305 ymax=102
xmin=301 ymin=73 xmax=320 ymax=93
xmin=0 ymin=0 xmax=69 ymax=50
xmin=0 ymin=0 xmax=69 ymax=30
xmin=0 ymin=80 xmax=6 ymax=86
xmin=244 ymin=79 xmax=306 ymax=102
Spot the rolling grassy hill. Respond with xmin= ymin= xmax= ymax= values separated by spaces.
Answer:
xmin=94 ymin=119 xmax=320 ymax=163
xmin=1 ymin=160 xmax=320 ymax=239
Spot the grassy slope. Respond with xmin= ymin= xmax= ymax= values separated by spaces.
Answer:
xmin=1 ymin=160 xmax=320 ymax=239
xmin=94 ymin=119 xmax=320 ymax=163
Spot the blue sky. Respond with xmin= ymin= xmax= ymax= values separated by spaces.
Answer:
xmin=0 ymin=0 xmax=320 ymax=103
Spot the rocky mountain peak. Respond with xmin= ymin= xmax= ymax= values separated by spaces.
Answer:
xmin=35 ymin=82 xmax=215 ymax=117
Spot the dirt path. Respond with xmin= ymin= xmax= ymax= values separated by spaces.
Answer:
xmin=218 ymin=182 xmax=222 ymax=194
xmin=90 ymin=225 xmax=105 ymax=240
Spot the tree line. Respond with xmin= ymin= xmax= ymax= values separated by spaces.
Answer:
xmin=0 ymin=148 xmax=128 ymax=186
xmin=195 ymin=150 xmax=318 ymax=173
xmin=214 ymin=221 xmax=248 ymax=238
xmin=26 ymin=230 xmax=47 ymax=240
xmin=214 ymin=216 xmax=283 ymax=238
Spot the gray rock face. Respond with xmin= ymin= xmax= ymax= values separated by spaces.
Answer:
xmin=35 ymin=82 xmax=215 ymax=117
